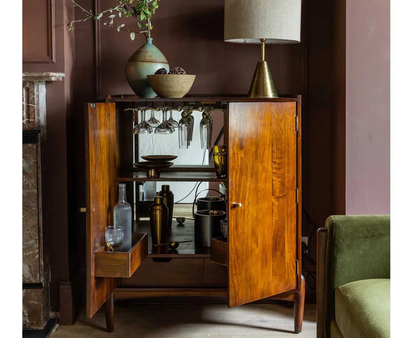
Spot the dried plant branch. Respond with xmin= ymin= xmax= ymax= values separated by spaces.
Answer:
xmin=67 ymin=0 xmax=160 ymax=41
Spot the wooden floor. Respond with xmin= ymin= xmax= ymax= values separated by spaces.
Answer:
xmin=51 ymin=303 xmax=316 ymax=338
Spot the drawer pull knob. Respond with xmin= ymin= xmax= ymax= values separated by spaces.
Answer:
xmin=232 ymin=202 xmax=242 ymax=208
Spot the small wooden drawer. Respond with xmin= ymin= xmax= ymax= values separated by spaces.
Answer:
xmin=95 ymin=233 xmax=148 ymax=278
xmin=211 ymin=237 xmax=228 ymax=266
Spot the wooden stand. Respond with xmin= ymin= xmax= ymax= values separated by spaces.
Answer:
xmin=84 ymin=96 xmax=304 ymax=333
xmin=105 ymin=293 xmax=114 ymax=332
xmin=294 ymin=275 xmax=306 ymax=333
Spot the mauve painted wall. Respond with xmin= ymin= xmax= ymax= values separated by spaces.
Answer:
xmin=97 ymin=0 xmax=303 ymax=97
xmin=23 ymin=0 xmax=75 ymax=311
xmin=345 ymin=0 xmax=390 ymax=214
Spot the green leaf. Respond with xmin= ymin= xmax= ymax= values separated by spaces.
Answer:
xmin=119 ymin=12 xmax=122 ymax=17
xmin=96 ymin=13 xmax=103 ymax=20
xmin=109 ymin=14 xmax=116 ymax=19
xmin=130 ymin=32 xmax=136 ymax=41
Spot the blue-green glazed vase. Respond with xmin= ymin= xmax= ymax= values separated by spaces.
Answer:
xmin=126 ymin=38 xmax=169 ymax=98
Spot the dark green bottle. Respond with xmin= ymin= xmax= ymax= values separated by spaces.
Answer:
xmin=157 ymin=185 xmax=174 ymax=229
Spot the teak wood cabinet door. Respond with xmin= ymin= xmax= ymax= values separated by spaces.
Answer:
xmin=85 ymin=102 xmax=118 ymax=318
xmin=227 ymin=102 xmax=299 ymax=307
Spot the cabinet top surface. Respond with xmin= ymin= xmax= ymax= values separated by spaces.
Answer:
xmin=104 ymin=94 xmax=300 ymax=103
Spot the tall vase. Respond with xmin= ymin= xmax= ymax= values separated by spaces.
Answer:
xmin=126 ymin=38 xmax=169 ymax=98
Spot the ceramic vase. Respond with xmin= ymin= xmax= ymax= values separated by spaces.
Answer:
xmin=126 ymin=38 xmax=169 ymax=98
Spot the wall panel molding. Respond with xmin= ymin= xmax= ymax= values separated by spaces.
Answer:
xmin=23 ymin=0 xmax=56 ymax=64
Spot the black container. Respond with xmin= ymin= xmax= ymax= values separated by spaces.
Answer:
xmin=196 ymin=196 xmax=226 ymax=213
xmin=194 ymin=210 xmax=226 ymax=247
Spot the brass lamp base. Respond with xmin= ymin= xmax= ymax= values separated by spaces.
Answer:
xmin=248 ymin=60 xmax=278 ymax=98
xmin=247 ymin=39 xmax=278 ymax=98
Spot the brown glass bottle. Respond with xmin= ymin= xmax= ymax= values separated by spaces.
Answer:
xmin=149 ymin=196 xmax=168 ymax=245
xmin=157 ymin=185 xmax=174 ymax=228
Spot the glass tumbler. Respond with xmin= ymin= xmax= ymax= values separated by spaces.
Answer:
xmin=220 ymin=220 xmax=228 ymax=239
xmin=105 ymin=226 xmax=124 ymax=252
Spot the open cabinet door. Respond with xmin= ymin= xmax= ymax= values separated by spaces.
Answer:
xmin=85 ymin=102 xmax=118 ymax=318
xmin=227 ymin=102 xmax=298 ymax=307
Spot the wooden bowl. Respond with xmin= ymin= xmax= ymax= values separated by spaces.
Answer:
xmin=147 ymin=74 xmax=196 ymax=99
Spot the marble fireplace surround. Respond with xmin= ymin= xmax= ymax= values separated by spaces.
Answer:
xmin=22 ymin=72 xmax=64 ymax=330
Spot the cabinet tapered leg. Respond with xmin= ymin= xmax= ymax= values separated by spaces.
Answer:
xmin=105 ymin=293 xmax=114 ymax=332
xmin=294 ymin=275 xmax=305 ymax=333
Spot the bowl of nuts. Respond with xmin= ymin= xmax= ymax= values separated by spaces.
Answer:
xmin=147 ymin=67 xmax=196 ymax=99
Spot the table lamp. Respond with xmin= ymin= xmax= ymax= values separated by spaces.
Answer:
xmin=224 ymin=0 xmax=302 ymax=98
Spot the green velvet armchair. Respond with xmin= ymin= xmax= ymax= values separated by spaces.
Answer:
xmin=317 ymin=215 xmax=390 ymax=338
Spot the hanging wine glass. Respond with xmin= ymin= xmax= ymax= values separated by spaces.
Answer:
xmin=167 ymin=109 xmax=179 ymax=128
xmin=133 ymin=107 xmax=153 ymax=134
xmin=131 ymin=108 xmax=139 ymax=133
xmin=178 ymin=107 xmax=194 ymax=148
xmin=199 ymin=106 xmax=213 ymax=149
xmin=147 ymin=108 xmax=160 ymax=128
xmin=188 ymin=114 xmax=194 ymax=142
xmin=155 ymin=106 xmax=175 ymax=134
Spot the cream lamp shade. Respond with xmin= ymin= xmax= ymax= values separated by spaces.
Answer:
xmin=224 ymin=0 xmax=302 ymax=44
xmin=224 ymin=0 xmax=302 ymax=98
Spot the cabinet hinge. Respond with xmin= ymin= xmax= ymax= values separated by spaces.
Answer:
xmin=296 ymin=260 xmax=299 ymax=276
xmin=295 ymin=188 xmax=299 ymax=204
xmin=295 ymin=115 xmax=299 ymax=132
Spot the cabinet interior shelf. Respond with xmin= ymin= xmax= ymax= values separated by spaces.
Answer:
xmin=105 ymin=94 xmax=298 ymax=104
xmin=134 ymin=220 xmax=211 ymax=258
xmin=118 ymin=171 xmax=227 ymax=183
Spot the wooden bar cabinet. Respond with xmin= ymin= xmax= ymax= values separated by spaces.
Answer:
xmin=85 ymin=95 xmax=304 ymax=333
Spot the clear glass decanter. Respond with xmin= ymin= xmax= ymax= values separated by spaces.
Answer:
xmin=113 ymin=183 xmax=132 ymax=252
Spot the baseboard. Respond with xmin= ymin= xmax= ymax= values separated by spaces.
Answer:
xmin=59 ymin=264 xmax=84 ymax=325
xmin=23 ymin=318 xmax=58 ymax=338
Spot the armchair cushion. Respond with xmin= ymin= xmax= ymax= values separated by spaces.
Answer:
xmin=335 ymin=278 xmax=390 ymax=338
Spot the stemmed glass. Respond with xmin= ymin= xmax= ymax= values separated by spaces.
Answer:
xmin=155 ymin=106 xmax=175 ymax=134
xmin=178 ymin=106 xmax=194 ymax=148
xmin=147 ymin=108 xmax=160 ymax=128
xmin=133 ymin=107 xmax=153 ymax=134
xmin=199 ymin=106 xmax=213 ymax=149
xmin=167 ymin=109 xmax=179 ymax=128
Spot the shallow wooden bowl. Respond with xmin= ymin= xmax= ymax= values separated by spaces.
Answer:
xmin=147 ymin=74 xmax=196 ymax=99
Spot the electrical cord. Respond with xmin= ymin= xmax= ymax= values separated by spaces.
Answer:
xmin=174 ymin=181 xmax=201 ymax=204
xmin=302 ymin=207 xmax=318 ymax=289
xmin=302 ymin=255 xmax=316 ymax=289
xmin=303 ymin=207 xmax=318 ymax=239
xmin=174 ymin=143 xmax=207 ymax=204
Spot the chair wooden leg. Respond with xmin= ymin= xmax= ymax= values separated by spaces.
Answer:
xmin=294 ymin=275 xmax=305 ymax=333
xmin=105 ymin=293 xmax=114 ymax=332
